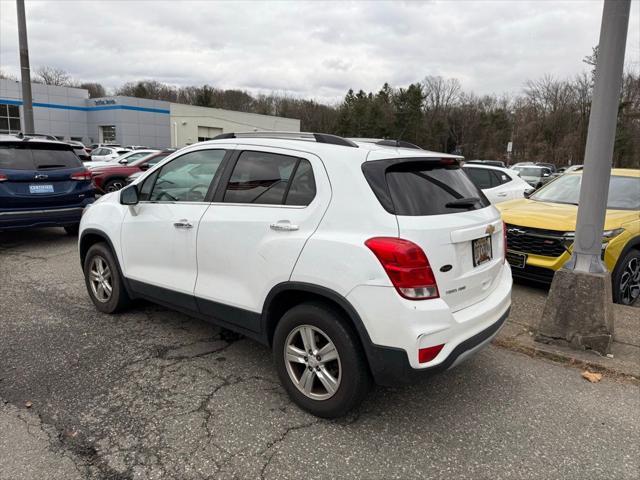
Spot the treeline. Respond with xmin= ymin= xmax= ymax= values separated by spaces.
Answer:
xmin=1 ymin=59 xmax=638 ymax=167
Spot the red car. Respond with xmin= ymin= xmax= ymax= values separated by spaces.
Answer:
xmin=91 ymin=150 xmax=174 ymax=193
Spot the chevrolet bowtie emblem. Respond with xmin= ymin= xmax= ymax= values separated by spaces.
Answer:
xmin=485 ymin=224 xmax=496 ymax=235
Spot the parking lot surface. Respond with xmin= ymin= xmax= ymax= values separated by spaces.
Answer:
xmin=1 ymin=229 xmax=639 ymax=480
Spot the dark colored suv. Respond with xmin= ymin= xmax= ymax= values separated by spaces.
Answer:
xmin=0 ymin=135 xmax=95 ymax=234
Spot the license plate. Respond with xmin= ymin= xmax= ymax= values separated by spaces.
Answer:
xmin=29 ymin=184 xmax=54 ymax=194
xmin=506 ymin=250 xmax=527 ymax=269
xmin=472 ymin=235 xmax=492 ymax=267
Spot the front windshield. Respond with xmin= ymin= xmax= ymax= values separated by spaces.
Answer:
xmin=514 ymin=167 xmax=543 ymax=177
xmin=532 ymin=174 xmax=640 ymax=210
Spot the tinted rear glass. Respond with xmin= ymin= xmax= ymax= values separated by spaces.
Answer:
xmin=363 ymin=159 xmax=490 ymax=216
xmin=0 ymin=143 xmax=81 ymax=170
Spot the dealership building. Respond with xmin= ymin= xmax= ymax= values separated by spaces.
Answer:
xmin=0 ymin=79 xmax=300 ymax=148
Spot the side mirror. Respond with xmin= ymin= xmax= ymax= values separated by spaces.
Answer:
xmin=120 ymin=185 xmax=139 ymax=205
xmin=543 ymin=173 xmax=550 ymax=177
xmin=118 ymin=159 xmax=128 ymax=164
xmin=140 ymin=163 xmax=149 ymax=171
xmin=524 ymin=189 xmax=534 ymax=198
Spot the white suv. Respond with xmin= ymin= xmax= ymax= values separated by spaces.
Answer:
xmin=79 ymin=132 xmax=512 ymax=417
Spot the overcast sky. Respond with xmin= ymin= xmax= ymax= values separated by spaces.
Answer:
xmin=1 ymin=0 xmax=638 ymax=103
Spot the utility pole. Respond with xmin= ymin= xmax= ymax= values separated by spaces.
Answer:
xmin=16 ymin=0 xmax=34 ymax=134
xmin=537 ymin=0 xmax=631 ymax=354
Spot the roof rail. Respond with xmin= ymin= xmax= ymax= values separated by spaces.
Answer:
xmin=210 ymin=131 xmax=358 ymax=148
xmin=347 ymin=137 xmax=423 ymax=150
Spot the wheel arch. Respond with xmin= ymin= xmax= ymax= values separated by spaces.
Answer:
xmin=79 ymin=229 xmax=130 ymax=295
xmin=262 ymin=282 xmax=374 ymax=352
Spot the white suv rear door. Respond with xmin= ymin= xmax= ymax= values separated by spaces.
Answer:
xmin=120 ymin=148 xmax=228 ymax=307
xmin=194 ymin=146 xmax=330 ymax=331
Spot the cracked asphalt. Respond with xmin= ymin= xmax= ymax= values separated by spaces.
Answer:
xmin=1 ymin=228 xmax=639 ymax=480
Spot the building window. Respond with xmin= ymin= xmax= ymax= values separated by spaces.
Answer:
xmin=0 ymin=103 xmax=22 ymax=134
xmin=99 ymin=125 xmax=116 ymax=143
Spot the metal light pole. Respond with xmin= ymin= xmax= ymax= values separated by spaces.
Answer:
xmin=566 ymin=0 xmax=631 ymax=273
xmin=16 ymin=0 xmax=34 ymax=134
xmin=537 ymin=0 xmax=631 ymax=354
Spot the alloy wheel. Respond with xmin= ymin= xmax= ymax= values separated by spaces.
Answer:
xmin=89 ymin=256 xmax=113 ymax=302
xmin=284 ymin=325 xmax=341 ymax=400
xmin=619 ymin=257 xmax=640 ymax=305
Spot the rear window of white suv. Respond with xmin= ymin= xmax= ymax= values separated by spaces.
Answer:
xmin=363 ymin=159 xmax=490 ymax=216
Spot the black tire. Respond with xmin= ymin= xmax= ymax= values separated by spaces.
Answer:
xmin=103 ymin=178 xmax=126 ymax=193
xmin=612 ymin=248 xmax=640 ymax=306
xmin=273 ymin=302 xmax=371 ymax=418
xmin=64 ymin=224 xmax=79 ymax=236
xmin=83 ymin=242 xmax=131 ymax=313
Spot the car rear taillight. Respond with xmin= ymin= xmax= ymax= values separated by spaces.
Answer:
xmin=70 ymin=170 xmax=92 ymax=181
xmin=502 ymin=221 xmax=507 ymax=264
xmin=365 ymin=237 xmax=439 ymax=300
xmin=0 ymin=173 xmax=7 ymax=182
xmin=418 ymin=344 xmax=445 ymax=363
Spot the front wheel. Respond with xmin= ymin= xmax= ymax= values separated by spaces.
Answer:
xmin=273 ymin=302 xmax=371 ymax=418
xmin=613 ymin=249 xmax=640 ymax=305
xmin=83 ymin=242 xmax=131 ymax=313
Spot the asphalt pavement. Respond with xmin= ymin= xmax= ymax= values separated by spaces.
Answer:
xmin=1 ymin=228 xmax=639 ymax=480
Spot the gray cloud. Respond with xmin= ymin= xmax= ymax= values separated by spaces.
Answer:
xmin=0 ymin=0 xmax=638 ymax=103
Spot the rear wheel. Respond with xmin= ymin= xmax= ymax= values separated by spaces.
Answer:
xmin=273 ymin=302 xmax=371 ymax=418
xmin=83 ymin=242 xmax=131 ymax=313
xmin=103 ymin=178 xmax=126 ymax=192
xmin=64 ymin=224 xmax=79 ymax=236
xmin=613 ymin=249 xmax=640 ymax=305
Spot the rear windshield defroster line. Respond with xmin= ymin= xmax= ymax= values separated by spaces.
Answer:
xmin=362 ymin=158 xmax=490 ymax=216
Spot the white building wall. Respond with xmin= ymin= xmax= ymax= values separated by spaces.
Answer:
xmin=0 ymin=79 xmax=89 ymax=141
xmin=170 ymin=103 xmax=300 ymax=147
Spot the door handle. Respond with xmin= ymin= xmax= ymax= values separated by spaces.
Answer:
xmin=173 ymin=219 xmax=193 ymax=229
xmin=270 ymin=221 xmax=299 ymax=232
xmin=497 ymin=192 xmax=508 ymax=197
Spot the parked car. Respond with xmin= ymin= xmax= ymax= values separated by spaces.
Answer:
xmin=84 ymin=149 xmax=159 ymax=170
xmin=67 ymin=140 xmax=91 ymax=161
xmin=535 ymin=162 xmax=557 ymax=173
xmin=90 ymin=146 xmax=131 ymax=162
xmin=511 ymin=165 xmax=553 ymax=189
xmin=557 ymin=165 xmax=583 ymax=174
xmin=463 ymin=163 xmax=533 ymax=203
xmin=90 ymin=150 xmax=174 ymax=193
xmin=465 ymin=159 xmax=507 ymax=168
xmin=497 ymin=168 xmax=640 ymax=305
xmin=0 ymin=135 xmax=94 ymax=234
xmin=125 ymin=145 xmax=150 ymax=150
xmin=79 ymin=132 xmax=512 ymax=417
xmin=87 ymin=143 xmax=121 ymax=153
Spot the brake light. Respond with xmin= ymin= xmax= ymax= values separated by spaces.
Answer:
xmin=0 ymin=173 xmax=7 ymax=182
xmin=418 ymin=344 xmax=445 ymax=363
xmin=70 ymin=170 xmax=92 ymax=181
xmin=502 ymin=221 xmax=507 ymax=264
xmin=365 ymin=237 xmax=439 ymax=300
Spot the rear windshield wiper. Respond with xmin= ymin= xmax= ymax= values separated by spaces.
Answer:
xmin=445 ymin=197 xmax=481 ymax=209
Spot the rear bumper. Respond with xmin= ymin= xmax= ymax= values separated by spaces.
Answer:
xmin=364 ymin=307 xmax=510 ymax=386
xmin=347 ymin=264 xmax=512 ymax=386
xmin=0 ymin=202 xmax=93 ymax=230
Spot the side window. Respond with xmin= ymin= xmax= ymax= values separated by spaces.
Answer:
xmin=148 ymin=149 xmax=226 ymax=202
xmin=285 ymin=159 xmax=316 ymax=206
xmin=465 ymin=167 xmax=492 ymax=189
xmin=224 ymin=151 xmax=298 ymax=205
xmin=489 ymin=170 xmax=510 ymax=187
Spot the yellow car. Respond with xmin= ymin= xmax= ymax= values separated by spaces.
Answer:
xmin=497 ymin=168 xmax=640 ymax=305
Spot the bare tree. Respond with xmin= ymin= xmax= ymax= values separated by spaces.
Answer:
xmin=34 ymin=66 xmax=72 ymax=86
xmin=0 ymin=69 xmax=17 ymax=80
